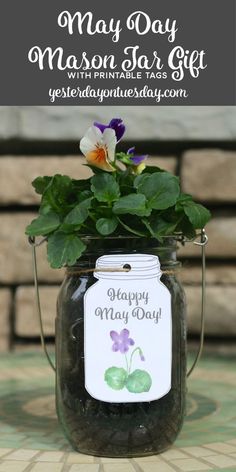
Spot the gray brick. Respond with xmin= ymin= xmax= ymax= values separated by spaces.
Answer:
xmin=15 ymin=286 xmax=58 ymax=336
xmin=1 ymin=106 xmax=236 ymax=140
xmin=185 ymin=286 xmax=236 ymax=336
xmin=179 ymin=264 xmax=236 ymax=285
xmin=0 ymin=289 xmax=11 ymax=351
xmin=182 ymin=150 xmax=236 ymax=202
xmin=178 ymin=217 xmax=236 ymax=258
xmin=0 ymin=213 xmax=63 ymax=284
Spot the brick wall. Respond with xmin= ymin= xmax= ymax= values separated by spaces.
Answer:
xmin=0 ymin=107 xmax=236 ymax=351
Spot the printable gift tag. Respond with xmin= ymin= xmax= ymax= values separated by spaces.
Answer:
xmin=84 ymin=254 xmax=172 ymax=403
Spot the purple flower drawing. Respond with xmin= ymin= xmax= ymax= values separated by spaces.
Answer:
xmin=110 ymin=329 xmax=135 ymax=353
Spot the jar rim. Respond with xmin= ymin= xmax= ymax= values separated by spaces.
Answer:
xmin=80 ymin=235 xmax=181 ymax=251
xmin=81 ymin=234 xmax=183 ymax=242
xmin=67 ymin=235 xmax=181 ymax=269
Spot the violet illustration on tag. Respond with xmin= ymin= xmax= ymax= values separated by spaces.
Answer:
xmin=84 ymin=253 xmax=172 ymax=403
xmin=104 ymin=329 xmax=152 ymax=393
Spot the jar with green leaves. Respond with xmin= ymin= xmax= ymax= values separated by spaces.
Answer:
xmin=26 ymin=118 xmax=210 ymax=457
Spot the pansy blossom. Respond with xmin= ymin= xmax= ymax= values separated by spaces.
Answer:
xmin=127 ymin=147 xmax=147 ymax=174
xmin=80 ymin=125 xmax=116 ymax=172
xmin=94 ymin=118 xmax=125 ymax=142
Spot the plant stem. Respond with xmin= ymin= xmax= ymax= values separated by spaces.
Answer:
xmin=124 ymin=354 xmax=129 ymax=374
xmin=117 ymin=217 xmax=147 ymax=237
xmin=129 ymin=347 xmax=143 ymax=374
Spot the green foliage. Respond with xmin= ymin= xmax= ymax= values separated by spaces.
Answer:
xmin=142 ymin=216 xmax=180 ymax=240
xmin=25 ymin=212 xmax=60 ymax=236
xmin=181 ymin=202 xmax=211 ymax=229
xmin=104 ymin=367 xmax=127 ymax=390
xmin=40 ymin=175 xmax=74 ymax=215
xmin=62 ymin=198 xmax=92 ymax=228
xmin=96 ymin=217 xmax=118 ymax=235
xmin=134 ymin=172 xmax=180 ymax=210
xmin=47 ymin=232 xmax=86 ymax=269
xmin=91 ymin=173 xmax=120 ymax=203
xmin=113 ymin=193 xmax=151 ymax=217
xmin=25 ymin=167 xmax=211 ymax=268
xmin=32 ymin=176 xmax=52 ymax=195
xmin=176 ymin=193 xmax=211 ymax=229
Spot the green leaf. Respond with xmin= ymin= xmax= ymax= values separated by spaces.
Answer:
xmin=96 ymin=217 xmax=118 ymax=235
xmin=77 ymin=190 xmax=93 ymax=202
xmin=113 ymin=194 xmax=151 ymax=217
xmin=41 ymin=174 xmax=73 ymax=214
xmin=175 ymin=193 xmax=193 ymax=212
xmin=47 ymin=232 xmax=86 ymax=268
xmin=85 ymin=164 xmax=109 ymax=174
xmin=116 ymin=217 xmax=147 ymax=237
xmin=135 ymin=172 xmax=180 ymax=210
xmin=126 ymin=369 xmax=152 ymax=393
xmin=25 ymin=212 xmax=60 ymax=236
xmin=183 ymin=202 xmax=211 ymax=229
xmin=176 ymin=216 xmax=196 ymax=239
xmin=142 ymin=217 xmax=179 ymax=239
xmin=63 ymin=198 xmax=92 ymax=228
xmin=104 ymin=367 xmax=127 ymax=390
xmin=142 ymin=166 xmax=165 ymax=174
xmin=91 ymin=174 xmax=120 ymax=203
xmin=39 ymin=204 xmax=52 ymax=216
xmin=175 ymin=193 xmax=211 ymax=229
xmin=71 ymin=178 xmax=91 ymax=191
xmin=133 ymin=173 xmax=149 ymax=188
xmin=32 ymin=176 xmax=52 ymax=195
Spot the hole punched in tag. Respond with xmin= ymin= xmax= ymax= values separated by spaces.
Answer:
xmin=123 ymin=264 xmax=131 ymax=271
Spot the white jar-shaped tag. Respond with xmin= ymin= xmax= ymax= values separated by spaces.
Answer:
xmin=84 ymin=254 xmax=172 ymax=403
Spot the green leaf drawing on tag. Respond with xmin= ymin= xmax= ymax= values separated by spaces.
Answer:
xmin=126 ymin=369 xmax=152 ymax=393
xmin=104 ymin=367 xmax=127 ymax=390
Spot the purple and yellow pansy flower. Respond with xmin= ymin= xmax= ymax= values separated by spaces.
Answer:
xmin=127 ymin=147 xmax=147 ymax=174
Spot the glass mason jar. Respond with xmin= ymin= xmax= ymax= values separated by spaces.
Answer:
xmin=56 ymin=237 xmax=186 ymax=457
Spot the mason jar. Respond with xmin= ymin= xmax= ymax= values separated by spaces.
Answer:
xmin=55 ymin=237 xmax=186 ymax=457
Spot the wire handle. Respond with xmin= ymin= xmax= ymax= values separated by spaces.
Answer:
xmin=186 ymin=229 xmax=208 ymax=377
xmin=29 ymin=230 xmax=208 ymax=377
xmin=29 ymin=236 xmax=56 ymax=372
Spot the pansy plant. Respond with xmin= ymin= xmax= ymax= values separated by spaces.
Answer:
xmin=26 ymin=118 xmax=211 ymax=269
